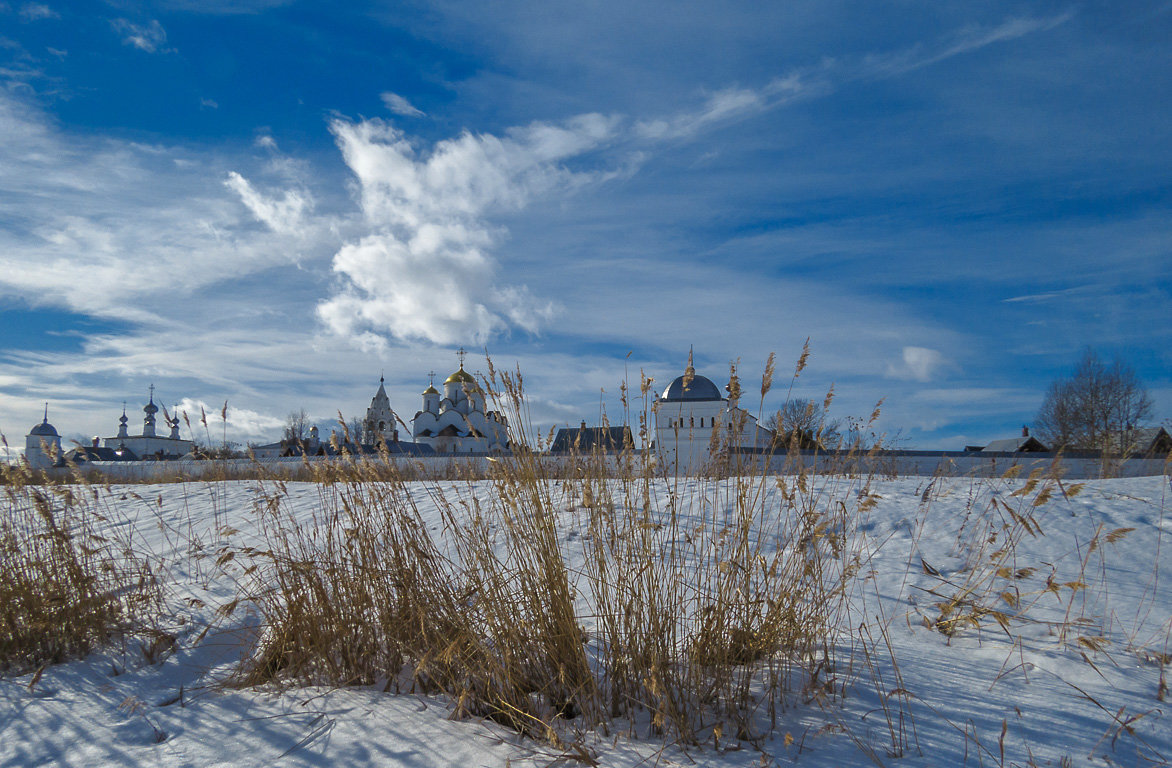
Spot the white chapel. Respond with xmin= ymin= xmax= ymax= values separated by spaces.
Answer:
xmin=655 ymin=352 xmax=772 ymax=469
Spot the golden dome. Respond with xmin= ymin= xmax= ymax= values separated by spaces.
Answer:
xmin=444 ymin=367 xmax=476 ymax=385
xmin=422 ymin=384 xmax=439 ymax=395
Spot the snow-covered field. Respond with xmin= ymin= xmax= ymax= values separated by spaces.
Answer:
xmin=2 ymin=473 xmax=1170 ymax=767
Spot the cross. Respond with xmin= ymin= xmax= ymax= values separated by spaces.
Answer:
xmin=149 ymin=383 xmax=155 ymax=402
xmin=428 ymin=370 xmax=436 ymax=387
xmin=457 ymin=347 xmax=466 ymax=368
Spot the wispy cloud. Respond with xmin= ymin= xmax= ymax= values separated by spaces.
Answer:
xmin=856 ymin=13 xmax=1074 ymax=80
xmin=634 ymin=13 xmax=1071 ymax=142
xmin=1002 ymin=285 xmax=1095 ymax=304
xmin=19 ymin=2 xmax=56 ymax=21
xmin=0 ymin=90 xmax=332 ymax=323
xmin=225 ymin=171 xmax=313 ymax=235
xmin=380 ymin=91 xmax=424 ymax=118
xmin=111 ymin=19 xmax=170 ymax=53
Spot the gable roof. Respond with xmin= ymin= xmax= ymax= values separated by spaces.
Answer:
xmin=550 ymin=426 xmax=633 ymax=454
xmin=981 ymin=436 xmax=1049 ymax=453
xmin=1129 ymin=427 xmax=1172 ymax=454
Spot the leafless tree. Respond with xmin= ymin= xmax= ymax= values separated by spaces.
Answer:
xmin=343 ymin=415 xmax=365 ymax=444
xmin=1034 ymin=349 xmax=1153 ymax=454
xmin=283 ymin=408 xmax=310 ymax=443
xmin=767 ymin=398 xmax=841 ymax=449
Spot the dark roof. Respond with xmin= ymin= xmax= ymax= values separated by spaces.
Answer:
xmin=660 ymin=373 xmax=722 ymax=402
xmin=64 ymin=445 xmax=139 ymax=463
xmin=981 ymin=436 xmax=1049 ymax=453
xmin=550 ymin=426 xmax=633 ymax=454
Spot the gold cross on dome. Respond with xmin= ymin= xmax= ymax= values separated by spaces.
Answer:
xmin=457 ymin=347 xmax=466 ymax=368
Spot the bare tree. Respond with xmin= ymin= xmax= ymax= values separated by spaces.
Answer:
xmin=283 ymin=408 xmax=310 ymax=443
xmin=1034 ymin=349 xmax=1153 ymax=454
xmin=342 ymin=415 xmax=365 ymax=445
xmin=767 ymin=398 xmax=841 ymax=449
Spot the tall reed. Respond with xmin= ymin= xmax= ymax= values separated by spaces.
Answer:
xmin=1 ymin=463 xmax=160 ymax=671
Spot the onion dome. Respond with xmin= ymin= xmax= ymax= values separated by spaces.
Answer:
xmin=117 ymin=403 xmax=129 ymax=438
xmin=445 ymin=367 xmax=476 ymax=385
xmin=423 ymin=384 xmax=440 ymax=395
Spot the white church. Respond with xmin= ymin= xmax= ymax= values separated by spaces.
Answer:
xmin=410 ymin=350 xmax=509 ymax=453
xmin=346 ymin=349 xmax=510 ymax=454
xmin=654 ymin=353 xmax=773 ymax=469
xmin=102 ymin=386 xmax=195 ymax=459
xmin=23 ymin=387 xmax=195 ymax=469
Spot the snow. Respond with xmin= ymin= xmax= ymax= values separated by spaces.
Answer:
xmin=2 ymin=474 xmax=1169 ymax=767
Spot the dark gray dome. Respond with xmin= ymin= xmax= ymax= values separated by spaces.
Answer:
xmin=660 ymin=373 xmax=723 ymax=402
xmin=30 ymin=421 xmax=59 ymax=437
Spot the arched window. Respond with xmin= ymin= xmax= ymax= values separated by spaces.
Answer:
xmin=690 ymin=416 xmax=694 ymax=428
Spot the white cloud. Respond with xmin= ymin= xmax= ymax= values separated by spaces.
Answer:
xmin=111 ymin=19 xmax=169 ymax=53
xmin=886 ymin=346 xmax=948 ymax=382
xmin=380 ymin=91 xmax=424 ymax=118
xmin=175 ymin=397 xmax=284 ymax=442
xmin=318 ymin=113 xmax=617 ymax=345
xmin=225 ymin=171 xmax=313 ymax=235
xmin=200 ymin=97 xmax=219 ymax=110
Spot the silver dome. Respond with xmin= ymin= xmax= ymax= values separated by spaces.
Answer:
xmin=660 ymin=373 xmax=722 ymax=402
xmin=29 ymin=420 xmax=59 ymax=437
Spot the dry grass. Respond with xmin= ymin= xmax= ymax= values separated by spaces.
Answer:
xmin=226 ymin=358 xmax=876 ymax=750
xmin=4 ymin=356 xmax=1166 ymax=764
xmin=0 ymin=463 xmax=160 ymax=672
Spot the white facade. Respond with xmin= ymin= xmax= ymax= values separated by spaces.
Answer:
xmin=411 ymin=364 xmax=509 ymax=454
xmin=102 ymin=392 xmax=194 ymax=459
xmin=25 ymin=407 xmax=62 ymax=470
xmin=654 ymin=359 xmax=772 ymax=470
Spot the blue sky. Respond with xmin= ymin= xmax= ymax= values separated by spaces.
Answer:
xmin=1 ymin=0 xmax=1169 ymax=453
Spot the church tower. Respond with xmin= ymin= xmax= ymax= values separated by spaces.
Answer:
xmin=421 ymin=371 xmax=440 ymax=415
xmin=362 ymin=376 xmax=398 ymax=445
xmin=25 ymin=404 xmax=62 ymax=470
xmin=117 ymin=403 xmax=129 ymax=438
xmin=143 ymin=385 xmax=158 ymax=437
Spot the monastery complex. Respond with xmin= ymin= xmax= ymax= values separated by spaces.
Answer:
xmin=21 ymin=350 xmax=768 ymax=470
